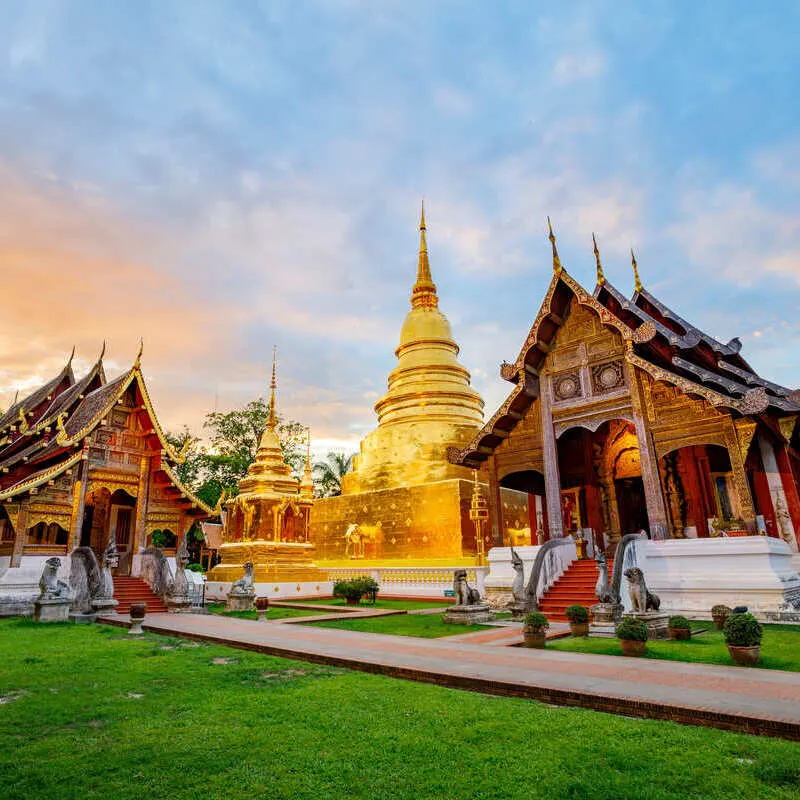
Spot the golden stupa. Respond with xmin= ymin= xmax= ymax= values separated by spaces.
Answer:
xmin=208 ymin=350 xmax=323 ymax=583
xmin=310 ymin=206 xmax=528 ymax=565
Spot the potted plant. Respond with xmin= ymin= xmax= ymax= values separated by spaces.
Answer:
xmin=711 ymin=604 xmax=732 ymax=630
xmin=724 ymin=612 xmax=763 ymax=666
xmin=668 ymin=615 xmax=691 ymax=641
xmin=616 ymin=617 xmax=649 ymax=657
xmin=333 ymin=576 xmax=379 ymax=606
xmin=565 ymin=604 xmax=590 ymax=637
xmin=522 ymin=612 xmax=549 ymax=648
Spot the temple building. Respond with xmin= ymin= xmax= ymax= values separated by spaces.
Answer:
xmin=206 ymin=351 xmax=322 ymax=588
xmin=0 ymin=346 xmax=213 ymax=614
xmin=448 ymin=223 xmax=800 ymax=554
xmin=310 ymin=207 xmax=529 ymax=564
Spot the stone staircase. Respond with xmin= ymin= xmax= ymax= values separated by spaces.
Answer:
xmin=113 ymin=576 xmax=168 ymax=614
xmin=538 ymin=559 xmax=612 ymax=622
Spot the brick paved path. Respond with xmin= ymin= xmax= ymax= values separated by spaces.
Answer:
xmin=102 ymin=612 xmax=800 ymax=740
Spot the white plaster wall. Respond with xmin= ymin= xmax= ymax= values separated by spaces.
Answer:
xmin=204 ymin=580 xmax=333 ymax=602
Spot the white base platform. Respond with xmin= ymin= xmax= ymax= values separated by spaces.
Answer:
xmin=204 ymin=580 xmax=333 ymax=602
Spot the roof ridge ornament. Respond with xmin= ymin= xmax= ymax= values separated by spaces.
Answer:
xmin=98 ymin=340 xmax=106 ymax=361
xmin=547 ymin=217 xmax=563 ymax=275
xmin=67 ymin=346 xmax=76 ymax=368
xmin=631 ymin=249 xmax=643 ymax=294
xmin=411 ymin=200 xmax=438 ymax=309
xmin=592 ymin=233 xmax=605 ymax=286
xmin=134 ymin=338 xmax=144 ymax=369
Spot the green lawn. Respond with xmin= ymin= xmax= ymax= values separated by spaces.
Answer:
xmin=295 ymin=597 xmax=451 ymax=611
xmin=548 ymin=622 xmax=800 ymax=672
xmin=207 ymin=603 xmax=329 ymax=621
xmin=305 ymin=612 xmax=491 ymax=638
xmin=1 ymin=620 xmax=799 ymax=800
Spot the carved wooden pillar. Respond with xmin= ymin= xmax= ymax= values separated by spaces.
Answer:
xmin=775 ymin=443 xmax=800 ymax=549
xmin=627 ymin=367 xmax=669 ymax=538
xmin=724 ymin=424 xmax=756 ymax=526
xmin=10 ymin=499 xmax=30 ymax=568
xmin=540 ymin=376 xmax=563 ymax=538
xmin=487 ymin=455 xmax=504 ymax=546
xmin=134 ymin=456 xmax=151 ymax=552
xmin=69 ymin=449 xmax=90 ymax=551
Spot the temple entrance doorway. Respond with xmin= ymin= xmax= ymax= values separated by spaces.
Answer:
xmin=83 ymin=487 xmax=137 ymax=575
xmin=615 ymin=477 xmax=647 ymax=535
xmin=498 ymin=469 xmax=545 ymax=546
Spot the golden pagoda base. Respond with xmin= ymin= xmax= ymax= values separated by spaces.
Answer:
xmin=208 ymin=540 xmax=326 ymax=583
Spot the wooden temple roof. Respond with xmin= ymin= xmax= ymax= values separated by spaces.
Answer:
xmin=449 ymin=246 xmax=800 ymax=469
xmin=0 ymin=350 xmax=213 ymax=515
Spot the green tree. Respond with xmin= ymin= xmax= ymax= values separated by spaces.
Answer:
xmin=313 ymin=451 xmax=355 ymax=498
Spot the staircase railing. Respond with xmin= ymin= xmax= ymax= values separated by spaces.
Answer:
xmin=138 ymin=547 xmax=172 ymax=598
xmin=525 ymin=536 xmax=577 ymax=612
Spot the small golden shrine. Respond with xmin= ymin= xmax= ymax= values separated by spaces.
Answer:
xmin=208 ymin=351 xmax=322 ymax=583
xmin=310 ymin=206 xmax=529 ymax=565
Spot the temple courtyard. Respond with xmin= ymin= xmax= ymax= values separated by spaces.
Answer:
xmin=2 ymin=619 xmax=800 ymax=800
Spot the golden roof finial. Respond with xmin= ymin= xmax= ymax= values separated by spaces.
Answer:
xmin=67 ymin=345 xmax=76 ymax=368
xmin=305 ymin=426 xmax=312 ymax=466
xmin=268 ymin=345 xmax=278 ymax=429
xmin=547 ymin=217 xmax=563 ymax=275
xmin=99 ymin=340 xmax=106 ymax=361
xmin=631 ymin=248 xmax=643 ymax=293
xmin=411 ymin=200 xmax=438 ymax=309
xmin=592 ymin=233 xmax=606 ymax=286
xmin=134 ymin=338 xmax=144 ymax=369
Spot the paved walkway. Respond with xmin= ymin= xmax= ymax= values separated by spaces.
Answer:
xmin=101 ymin=612 xmax=800 ymax=740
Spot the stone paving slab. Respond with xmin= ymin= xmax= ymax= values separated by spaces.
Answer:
xmin=100 ymin=612 xmax=800 ymax=740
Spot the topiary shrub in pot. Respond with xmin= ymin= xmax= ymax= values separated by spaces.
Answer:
xmin=616 ymin=617 xmax=649 ymax=657
xmin=522 ymin=612 xmax=549 ymax=649
xmin=711 ymin=604 xmax=732 ymax=630
xmin=333 ymin=576 xmax=380 ymax=606
xmin=565 ymin=604 xmax=590 ymax=637
xmin=668 ymin=615 xmax=691 ymax=641
xmin=723 ymin=612 xmax=763 ymax=666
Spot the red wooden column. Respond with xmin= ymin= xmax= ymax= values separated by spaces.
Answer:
xmin=747 ymin=447 xmax=778 ymax=537
xmin=486 ymin=455 xmax=504 ymax=547
xmin=581 ymin=430 xmax=605 ymax=536
xmin=775 ymin=444 xmax=800 ymax=548
xmin=9 ymin=499 xmax=29 ymax=568
xmin=677 ymin=448 xmax=709 ymax=535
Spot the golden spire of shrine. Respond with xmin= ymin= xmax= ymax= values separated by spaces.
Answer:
xmin=631 ymin=248 xmax=643 ymax=293
xmin=547 ymin=217 xmax=563 ymax=275
xmin=268 ymin=345 xmax=278 ymax=429
xmin=592 ymin=233 xmax=606 ymax=286
xmin=411 ymin=200 xmax=438 ymax=309
xmin=300 ymin=426 xmax=314 ymax=498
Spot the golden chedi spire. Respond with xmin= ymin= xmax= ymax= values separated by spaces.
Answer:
xmin=631 ymin=248 xmax=643 ymax=293
xmin=547 ymin=217 xmax=563 ymax=275
xmin=593 ymin=233 xmax=606 ymax=286
xmin=411 ymin=200 xmax=438 ymax=309
xmin=238 ymin=346 xmax=297 ymax=497
xmin=342 ymin=203 xmax=484 ymax=493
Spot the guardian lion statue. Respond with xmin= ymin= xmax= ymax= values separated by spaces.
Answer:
xmin=510 ymin=547 xmax=525 ymax=606
xmin=229 ymin=561 xmax=255 ymax=596
xmin=38 ymin=557 xmax=70 ymax=601
xmin=69 ymin=547 xmax=103 ymax=615
xmin=453 ymin=568 xmax=481 ymax=607
xmin=624 ymin=567 xmax=660 ymax=612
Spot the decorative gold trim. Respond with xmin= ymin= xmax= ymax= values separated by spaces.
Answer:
xmin=160 ymin=462 xmax=214 ymax=514
xmin=0 ymin=452 xmax=82 ymax=501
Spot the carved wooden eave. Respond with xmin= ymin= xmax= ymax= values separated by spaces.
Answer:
xmin=0 ymin=452 xmax=82 ymax=501
xmin=159 ymin=462 xmax=215 ymax=515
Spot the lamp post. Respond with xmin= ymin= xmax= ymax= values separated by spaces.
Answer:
xmin=470 ymin=471 xmax=490 ymax=566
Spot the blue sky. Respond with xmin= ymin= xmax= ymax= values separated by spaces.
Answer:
xmin=1 ymin=1 xmax=799 ymax=450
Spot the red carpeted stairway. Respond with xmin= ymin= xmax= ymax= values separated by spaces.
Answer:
xmin=113 ymin=576 xmax=168 ymax=614
xmin=538 ymin=559 xmax=612 ymax=622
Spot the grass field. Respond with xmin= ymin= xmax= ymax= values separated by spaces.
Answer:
xmin=304 ymin=610 xmax=488 ymax=638
xmin=294 ymin=597 xmax=451 ymax=610
xmin=1 ymin=619 xmax=799 ymax=800
xmin=206 ymin=603 xmax=331 ymax=621
xmin=548 ymin=622 xmax=800 ymax=672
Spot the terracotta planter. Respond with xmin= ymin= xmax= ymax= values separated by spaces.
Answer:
xmin=569 ymin=622 xmax=590 ymax=637
xmin=620 ymin=639 xmax=647 ymax=657
xmin=255 ymin=597 xmax=270 ymax=611
xmin=129 ymin=602 xmax=147 ymax=620
xmin=669 ymin=626 xmax=691 ymax=641
xmin=712 ymin=616 xmax=728 ymax=630
xmin=727 ymin=644 xmax=761 ymax=666
xmin=345 ymin=596 xmax=363 ymax=606
xmin=523 ymin=629 xmax=547 ymax=649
